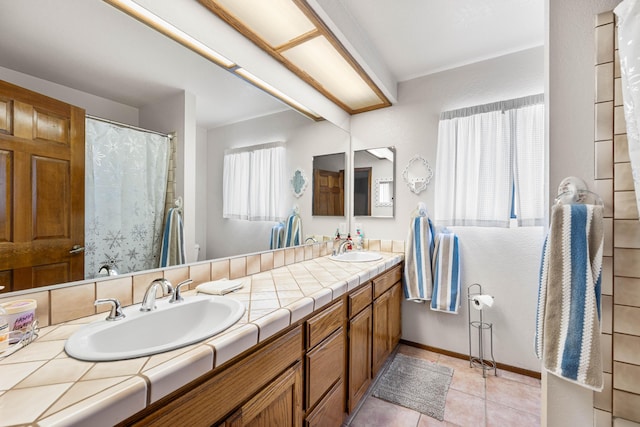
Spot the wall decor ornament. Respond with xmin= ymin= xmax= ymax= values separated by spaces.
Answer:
xmin=402 ymin=155 xmax=433 ymax=194
xmin=291 ymin=168 xmax=308 ymax=198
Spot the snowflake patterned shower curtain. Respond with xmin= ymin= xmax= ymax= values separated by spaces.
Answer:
xmin=85 ymin=118 xmax=170 ymax=277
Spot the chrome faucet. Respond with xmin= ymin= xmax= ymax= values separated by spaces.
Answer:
xmin=304 ymin=236 xmax=318 ymax=244
xmin=140 ymin=278 xmax=174 ymax=312
xmin=98 ymin=264 xmax=118 ymax=276
xmin=337 ymin=238 xmax=352 ymax=255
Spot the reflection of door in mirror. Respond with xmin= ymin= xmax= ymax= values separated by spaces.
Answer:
xmin=312 ymin=153 xmax=345 ymax=216
xmin=313 ymin=169 xmax=344 ymax=216
xmin=0 ymin=80 xmax=85 ymax=293
xmin=354 ymin=168 xmax=372 ymax=216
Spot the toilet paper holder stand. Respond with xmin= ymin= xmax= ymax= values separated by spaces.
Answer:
xmin=467 ymin=283 xmax=497 ymax=378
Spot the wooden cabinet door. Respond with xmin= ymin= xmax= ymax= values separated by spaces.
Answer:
xmin=348 ymin=305 xmax=372 ymax=413
xmin=389 ymin=282 xmax=402 ymax=349
xmin=225 ymin=362 xmax=303 ymax=427
xmin=305 ymin=380 xmax=344 ymax=427
xmin=306 ymin=327 xmax=344 ymax=411
xmin=0 ymin=80 xmax=85 ymax=291
xmin=372 ymin=289 xmax=391 ymax=376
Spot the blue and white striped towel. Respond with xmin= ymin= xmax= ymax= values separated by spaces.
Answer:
xmin=535 ymin=204 xmax=604 ymax=391
xmin=270 ymin=223 xmax=284 ymax=249
xmin=402 ymin=215 xmax=436 ymax=302
xmin=430 ymin=232 xmax=461 ymax=313
xmin=159 ymin=207 xmax=185 ymax=267
xmin=284 ymin=214 xmax=302 ymax=247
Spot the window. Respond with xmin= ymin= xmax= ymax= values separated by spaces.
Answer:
xmin=223 ymin=143 xmax=285 ymax=221
xmin=434 ymin=94 xmax=544 ymax=227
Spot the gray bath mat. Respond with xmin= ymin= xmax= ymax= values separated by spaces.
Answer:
xmin=372 ymin=352 xmax=454 ymax=421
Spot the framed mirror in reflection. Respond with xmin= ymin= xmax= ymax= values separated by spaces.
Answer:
xmin=354 ymin=147 xmax=395 ymax=218
xmin=312 ymin=153 xmax=346 ymax=216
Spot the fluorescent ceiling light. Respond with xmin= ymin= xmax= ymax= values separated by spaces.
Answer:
xmin=104 ymin=0 xmax=236 ymax=68
xmin=235 ymin=68 xmax=321 ymax=120
xmin=366 ymin=148 xmax=394 ymax=161
xmin=104 ymin=0 xmax=320 ymax=120
xmin=199 ymin=0 xmax=391 ymax=115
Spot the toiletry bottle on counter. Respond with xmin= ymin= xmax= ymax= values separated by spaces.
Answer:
xmin=355 ymin=228 xmax=363 ymax=250
xmin=346 ymin=233 xmax=353 ymax=250
xmin=335 ymin=228 xmax=341 ymax=240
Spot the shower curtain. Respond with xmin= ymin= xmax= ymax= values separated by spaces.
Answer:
xmin=85 ymin=118 xmax=170 ymax=277
xmin=615 ymin=1 xmax=640 ymax=220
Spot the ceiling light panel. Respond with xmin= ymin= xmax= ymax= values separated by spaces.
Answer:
xmin=206 ymin=0 xmax=316 ymax=48
xmin=199 ymin=0 xmax=391 ymax=114
xmin=281 ymin=35 xmax=385 ymax=111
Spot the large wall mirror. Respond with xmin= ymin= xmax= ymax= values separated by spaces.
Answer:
xmin=0 ymin=1 xmax=311 ymax=294
xmin=312 ymin=153 xmax=346 ymax=216
xmin=353 ymin=147 xmax=395 ymax=218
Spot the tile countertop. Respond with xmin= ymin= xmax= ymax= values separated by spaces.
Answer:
xmin=0 ymin=252 xmax=403 ymax=427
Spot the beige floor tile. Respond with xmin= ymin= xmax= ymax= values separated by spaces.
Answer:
xmin=486 ymin=374 xmax=541 ymax=415
xmin=486 ymin=400 xmax=540 ymax=427
xmin=443 ymin=388 xmax=485 ymax=427
xmin=397 ymin=344 xmax=440 ymax=363
xmin=449 ymin=365 xmax=486 ymax=398
xmin=351 ymin=396 xmax=421 ymax=427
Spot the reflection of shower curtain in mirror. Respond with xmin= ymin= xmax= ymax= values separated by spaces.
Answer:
xmin=85 ymin=118 xmax=170 ymax=278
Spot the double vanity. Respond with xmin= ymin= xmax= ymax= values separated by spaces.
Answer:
xmin=0 ymin=247 xmax=404 ymax=426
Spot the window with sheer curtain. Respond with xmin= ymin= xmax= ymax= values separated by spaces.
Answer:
xmin=223 ymin=143 xmax=285 ymax=221
xmin=434 ymin=94 xmax=544 ymax=227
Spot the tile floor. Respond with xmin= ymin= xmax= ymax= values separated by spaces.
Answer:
xmin=346 ymin=344 xmax=541 ymax=427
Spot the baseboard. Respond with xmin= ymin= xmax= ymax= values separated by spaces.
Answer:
xmin=399 ymin=339 xmax=541 ymax=380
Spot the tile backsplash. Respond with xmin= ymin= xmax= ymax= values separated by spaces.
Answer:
xmin=0 ymin=239 xmax=404 ymax=328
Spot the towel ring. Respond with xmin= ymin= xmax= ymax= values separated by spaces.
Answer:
xmin=554 ymin=189 xmax=604 ymax=207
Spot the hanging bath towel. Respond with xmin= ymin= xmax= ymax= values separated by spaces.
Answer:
xmin=402 ymin=214 xmax=436 ymax=302
xmin=284 ymin=214 xmax=302 ymax=247
xmin=270 ymin=223 xmax=284 ymax=249
xmin=159 ymin=207 xmax=185 ymax=267
xmin=430 ymin=232 xmax=461 ymax=313
xmin=535 ymin=204 xmax=604 ymax=391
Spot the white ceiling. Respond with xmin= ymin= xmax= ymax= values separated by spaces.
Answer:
xmin=0 ymin=0 xmax=544 ymax=129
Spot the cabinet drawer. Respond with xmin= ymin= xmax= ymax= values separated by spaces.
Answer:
xmin=306 ymin=299 xmax=344 ymax=349
xmin=348 ymin=282 xmax=372 ymax=318
xmin=305 ymin=379 xmax=345 ymax=427
xmin=373 ymin=264 xmax=402 ymax=299
xmin=306 ymin=327 xmax=344 ymax=410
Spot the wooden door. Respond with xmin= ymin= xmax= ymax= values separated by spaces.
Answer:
xmin=0 ymin=80 xmax=85 ymax=292
xmin=312 ymin=168 xmax=344 ymax=216
xmin=348 ymin=305 xmax=372 ymax=413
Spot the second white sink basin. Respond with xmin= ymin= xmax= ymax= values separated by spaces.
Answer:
xmin=65 ymin=295 xmax=245 ymax=361
xmin=330 ymin=251 xmax=383 ymax=262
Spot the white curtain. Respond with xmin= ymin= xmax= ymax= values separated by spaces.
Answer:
xmin=434 ymin=95 xmax=544 ymax=227
xmin=223 ymin=144 xmax=285 ymax=221
xmin=615 ymin=1 xmax=640 ymax=221
xmin=85 ymin=118 xmax=170 ymax=277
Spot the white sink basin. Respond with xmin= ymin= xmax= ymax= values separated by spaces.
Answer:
xmin=65 ymin=295 xmax=245 ymax=361
xmin=330 ymin=251 xmax=383 ymax=262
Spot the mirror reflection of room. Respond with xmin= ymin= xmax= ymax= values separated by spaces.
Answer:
xmin=312 ymin=153 xmax=345 ymax=216
xmin=353 ymin=147 xmax=395 ymax=218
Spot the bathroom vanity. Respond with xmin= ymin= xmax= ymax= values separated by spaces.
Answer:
xmin=120 ymin=263 xmax=403 ymax=426
xmin=0 ymin=246 xmax=404 ymax=426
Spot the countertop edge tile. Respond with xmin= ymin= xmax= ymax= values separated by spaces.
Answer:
xmin=209 ymin=323 xmax=259 ymax=367
xmin=329 ymin=280 xmax=348 ymax=298
xmin=37 ymin=376 xmax=147 ymax=427
xmin=252 ymin=308 xmax=291 ymax=342
xmin=145 ymin=345 xmax=214 ymax=404
xmin=286 ymin=297 xmax=314 ymax=323
xmin=310 ymin=287 xmax=333 ymax=310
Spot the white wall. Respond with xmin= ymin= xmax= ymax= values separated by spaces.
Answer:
xmin=0 ymin=66 xmax=139 ymax=125
xmin=205 ymin=110 xmax=350 ymax=258
xmin=547 ymin=0 xmax=621 ymax=426
xmin=350 ymin=46 xmax=545 ymax=372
